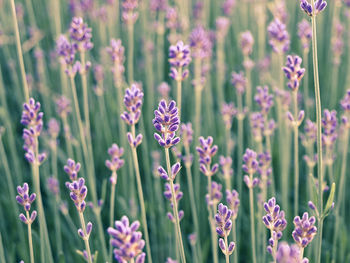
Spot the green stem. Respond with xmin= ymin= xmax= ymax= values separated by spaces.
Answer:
xmin=311 ymin=8 xmax=324 ymax=263
xmin=131 ymin=125 xmax=153 ymax=263
xmin=249 ymin=181 xmax=257 ymax=263
xmin=165 ymin=148 xmax=186 ymax=263
xmin=26 ymin=211 xmax=35 ymax=263
xmin=224 ymin=235 xmax=229 ymax=263
xmin=10 ymin=0 xmax=29 ymax=101
xmin=109 ymin=172 xmax=117 ymax=262
xmin=293 ymin=91 xmax=299 ymax=216
xmin=127 ymin=22 xmax=134 ymax=83
xmin=177 ymin=74 xmax=182 ymax=120
xmin=232 ymin=220 xmax=238 ymax=263
xmin=78 ymin=212 xmax=93 ymax=263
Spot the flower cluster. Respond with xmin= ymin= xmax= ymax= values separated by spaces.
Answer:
xmin=240 ymin=31 xmax=254 ymax=56
xmin=107 ymin=39 xmax=125 ymax=80
xmin=322 ymin=109 xmax=338 ymax=149
xmin=121 ymin=0 xmax=139 ymax=24
xmin=292 ymin=212 xmax=317 ymax=248
xmin=105 ymin=144 xmax=125 ymax=184
xmin=56 ymin=35 xmax=76 ymax=66
xmin=255 ymin=86 xmax=274 ymax=114
xmin=64 ymin=158 xmax=81 ymax=181
xmin=164 ymin=183 xmax=184 ymax=222
xmin=267 ymin=19 xmax=290 ymax=54
xmin=206 ymin=181 xmax=223 ymax=207
xmin=215 ymin=203 xmax=236 ymax=256
xmin=158 ymin=82 xmax=171 ymax=99
xmin=340 ymin=90 xmax=350 ymax=112
xmin=21 ymin=98 xmax=46 ymax=165
xmin=250 ymin=112 xmax=264 ymax=142
xmin=66 ymin=177 xmax=88 ymax=213
xmin=107 ymin=216 xmax=146 ymax=263
xmin=221 ymin=102 xmax=237 ymax=130
xmin=216 ymin=17 xmax=230 ymax=39
xmin=69 ymin=17 xmax=93 ymax=52
xmin=275 ymin=242 xmax=309 ymax=263
xmin=243 ymin=149 xmax=259 ymax=188
xmin=332 ymin=21 xmax=344 ymax=65
xmin=220 ymin=156 xmax=233 ymax=181
xmin=226 ymin=190 xmax=240 ymax=220
xmin=298 ymin=19 xmax=312 ymax=51
xmin=16 ymin=183 xmax=37 ymax=224
xmin=55 ymin=95 xmax=71 ymax=117
xmin=196 ymin=136 xmax=219 ymax=176
xmin=189 ymin=26 xmax=213 ymax=59
xmin=168 ymin=41 xmax=191 ymax=81
xmin=262 ymin=197 xmax=287 ymax=256
xmin=257 ymin=152 xmax=272 ymax=189
xmin=180 ymin=122 xmax=193 ymax=147
xmin=222 ymin=0 xmax=236 ymax=16
xmin=300 ymin=0 xmax=327 ymax=16
xmin=283 ymin=55 xmax=305 ymax=91
xmin=231 ymin=71 xmax=246 ymax=94
xmin=158 ymin=162 xmax=181 ymax=181
xmin=153 ymin=100 xmax=180 ymax=148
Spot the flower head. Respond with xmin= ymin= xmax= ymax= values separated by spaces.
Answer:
xmin=220 ymin=156 xmax=233 ymax=180
xmin=240 ymin=31 xmax=254 ymax=56
xmin=164 ymin=183 xmax=184 ymax=223
xmin=221 ymin=102 xmax=237 ymax=129
xmin=322 ymin=109 xmax=337 ymax=148
xmin=55 ymin=95 xmax=71 ymax=117
xmin=69 ymin=17 xmax=93 ymax=51
xmin=56 ymin=35 xmax=76 ymax=65
xmin=268 ymin=19 xmax=290 ymax=54
xmin=300 ymin=0 xmax=327 ymax=16
xmin=47 ymin=177 xmax=60 ymax=196
xmin=153 ymin=100 xmax=180 ymax=148
xmin=255 ymin=86 xmax=274 ymax=114
xmin=221 ymin=0 xmax=235 ymax=16
xmin=66 ymin=177 xmax=88 ymax=213
xmin=215 ymin=203 xmax=233 ymax=237
xmin=216 ymin=17 xmax=230 ymax=39
xmin=231 ymin=71 xmax=246 ymax=94
xmin=122 ymin=0 xmax=139 ymax=24
xmin=107 ymin=39 xmax=125 ymax=70
xmin=121 ymin=84 xmax=144 ymax=126
xmin=64 ymin=158 xmax=81 ymax=181
xmin=206 ymin=181 xmax=222 ymax=207
xmin=105 ymin=144 xmax=125 ymax=180
xmin=298 ymin=19 xmax=312 ymax=51
xmin=250 ymin=112 xmax=265 ymax=142
xmin=180 ymin=122 xmax=193 ymax=147
xmin=292 ymin=212 xmax=317 ymax=248
xmin=226 ymin=190 xmax=240 ymax=220
xmin=340 ymin=90 xmax=350 ymax=112
xmin=189 ymin=26 xmax=213 ymax=59
xmin=16 ymin=183 xmax=37 ymax=224
xmin=276 ymin=242 xmax=309 ymax=263
xmin=196 ymin=136 xmax=219 ymax=176
xmin=169 ymin=41 xmax=191 ymax=81
xmin=108 ymin=216 xmax=146 ymax=263
xmin=283 ymin=55 xmax=305 ymax=91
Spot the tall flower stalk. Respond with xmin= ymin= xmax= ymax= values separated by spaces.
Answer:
xmin=16 ymin=183 xmax=37 ymax=263
xmin=153 ymin=100 xmax=186 ymax=263
xmin=300 ymin=1 xmax=327 ymax=262
xmin=105 ymin=144 xmax=125 ymax=262
xmin=226 ymin=190 xmax=240 ymax=263
xmin=283 ymin=55 xmax=306 ymax=215
xmin=121 ymin=84 xmax=153 ymax=263
xmin=243 ymin=149 xmax=259 ymax=263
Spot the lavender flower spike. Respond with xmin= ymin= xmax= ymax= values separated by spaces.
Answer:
xmin=122 ymin=0 xmax=139 ymax=25
xmin=196 ymin=136 xmax=219 ymax=176
xmin=240 ymin=31 xmax=254 ymax=56
xmin=16 ymin=183 xmax=37 ymax=224
xmin=105 ymin=144 xmax=125 ymax=184
xmin=107 ymin=216 xmax=146 ymax=263
xmin=292 ymin=212 xmax=317 ymax=248
xmin=226 ymin=190 xmax=240 ymax=220
xmin=64 ymin=158 xmax=81 ymax=181
xmin=169 ymin=41 xmax=191 ymax=81
xmin=300 ymin=0 xmax=327 ymax=16
xmin=254 ymin=86 xmax=274 ymax=114
xmin=268 ymin=19 xmax=290 ymax=54
xmin=242 ymin=148 xmax=260 ymax=188
xmin=69 ymin=17 xmax=93 ymax=52
xmin=153 ymin=100 xmax=180 ymax=148
xmin=298 ymin=19 xmax=312 ymax=51
xmin=66 ymin=177 xmax=88 ymax=213
xmin=276 ymin=242 xmax=309 ymax=263
xmin=215 ymin=203 xmax=236 ymax=256
xmin=283 ymin=55 xmax=305 ymax=91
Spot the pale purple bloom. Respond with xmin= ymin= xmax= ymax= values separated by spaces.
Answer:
xmin=250 ymin=112 xmax=264 ymax=142
xmin=153 ymin=100 xmax=180 ymax=148
xmin=158 ymin=162 xmax=181 ymax=181
xmin=165 ymin=7 xmax=178 ymax=30
xmin=158 ymin=82 xmax=171 ymax=99
xmin=231 ymin=71 xmax=246 ymax=94
xmin=322 ymin=109 xmax=338 ymax=149
xmin=107 ymin=39 xmax=125 ymax=78
xmin=150 ymin=0 xmax=167 ymax=12
xmin=283 ymin=55 xmax=305 ymax=91
xmin=69 ymin=17 xmax=93 ymax=51
xmin=206 ymin=181 xmax=222 ymax=207
xmin=215 ymin=203 xmax=233 ymax=237
xmin=166 ymin=258 xmax=177 ymax=263
xmin=196 ymin=136 xmax=219 ymax=176
xmin=255 ymin=86 xmax=274 ymax=114
xmin=226 ymin=190 xmax=240 ymax=220
xmin=47 ymin=177 xmax=60 ymax=196
xmin=298 ymin=19 xmax=312 ymax=50
xmin=216 ymin=17 xmax=230 ymax=39
xmin=268 ymin=18 xmax=290 ymax=54
xmin=48 ymin=118 xmax=60 ymax=139
xmin=220 ymin=156 xmax=233 ymax=180
xmin=189 ymin=26 xmax=213 ymax=59
xmin=122 ymin=0 xmax=139 ymax=24
xmin=164 ymin=183 xmax=184 ymax=222
xmin=276 ymin=242 xmax=309 ymax=263
xmin=221 ymin=102 xmax=237 ymax=129
xmin=180 ymin=122 xmax=193 ymax=147
xmin=292 ymin=212 xmax=317 ymax=248
xmin=105 ymin=144 xmax=125 ymax=182
xmin=243 ymin=149 xmax=259 ymax=188
xmin=332 ymin=20 xmax=344 ymax=65
xmin=107 ymin=216 xmax=146 ymax=263
xmin=340 ymin=90 xmax=350 ymax=111
xmin=221 ymin=0 xmax=236 ymax=16
xmin=188 ymin=233 xmax=197 ymax=245
xmin=66 ymin=177 xmax=88 ymax=213
xmin=121 ymin=84 xmax=144 ymax=126
xmin=55 ymin=95 xmax=71 ymax=117
xmin=169 ymin=41 xmax=191 ymax=81
xmin=240 ymin=31 xmax=254 ymax=56
xmin=300 ymin=0 xmax=327 ymax=16
xmin=64 ymin=158 xmax=81 ymax=181
xmin=56 ymin=35 xmax=76 ymax=65
xmin=16 ymin=183 xmax=37 ymax=224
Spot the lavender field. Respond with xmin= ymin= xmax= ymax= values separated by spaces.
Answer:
xmin=1 ymin=0 xmax=349 ymax=262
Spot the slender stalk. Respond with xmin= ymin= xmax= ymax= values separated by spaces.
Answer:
xmin=224 ymin=235 xmax=229 ymax=263
xmin=311 ymin=8 xmax=324 ymax=263
xmin=109 ymin=171 xmax=117 ymax=262
xmin=61 ymin=115 xmax=74 ymax=158
xmin=131 ymin=125 xmax=153 ymax=263
xmin=293 ymin=91 xmax=300 ymax=216
xmin=249 ymin=180 xmax=257 ymax=263
xmin=177 ymin=71 xmax=182 ymax=119
xmin=26 ymin=211 xmax=35 ymax=263
xmin=245 ymin=56 xmax=252 ymax=111
xmin=302 ymin=50 xmax=310 ymax=116
xmin=10 ymin=0 xmax=29 ymax=101
xmin=78 ymin=212 xmax=93 ymax=263
xmin=127 ymin=22 xmax=134 ymax=83
xmin=207 ymin=175 xmax=218 ymax=263
xmin=237 ymin=92 xmax=244 ymax=195
xmin=232 ymin=220 xmax=238 ymax=263
xmin=165 ymin=148 xmax=186 ymax=263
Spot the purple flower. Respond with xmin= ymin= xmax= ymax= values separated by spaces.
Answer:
xmin=150 ymin=0 xmax=167 ymax=12
xmin=276 ymin=242 xmax=309 ymax=263
xmin=298 ymin=19 xmax=312 ymax=50
xmin=226 ymin=190 xmax=240 ymax=220
xmin=122 ymin=0 xmax=139 ymax=24
xmin=322 ymin=109 xmax=337 ymax=149
xmin=243 ymin=149 xmax=259 ymax=188
xmin=169 ymin=41 xmax=191 ymax=81
xmin=105 ymin=144 xmax=125 ymax=182
xmin=55 ymin=95 xmax=71 ymax=117
xmin=250 ymin=112 xmax=265 ymax=142
xmin=188 ymin=233 xmax=197 ymax=245
xmin=262 ymin=197 xmax=287 ymax=255
xmin=164 ymin=183 xmax=184 ymax=222
xmin=221 ymin=0 xmax=235 ymax=16
xmin=69 ymin=17 xmax=93 ymax=51
xmin=196 ymin=136 xmax=219 ymax=176
xmin=216 ymin=17 xmax=230 ymax=39
xmin=121 ymin=84 xmax=144 ymax=126
xmin=215 ymin=203 xmax=233 ymax=237
xmin=107 ymin=39 xmax=125 ymax=76
xmin=231 ymin=71 xmax=246 ymax=94
xmin=48 ymin=118 xmax=60 ymax=139
xmin=157 ymin=162 xmax=181 ymax=181
xmin=56 ymin=35 xmax=76 ymax=65
xmin=153 ymin=100 xmax=180 ymax=148
xmin=332 ymin=21 xmax=344 ymax=65
xmin=255 ymin=86 xmax=274 ymax=114
xmin=158 ymin=82 xmax=171 ymax=99
xmin=268 ymin=18 xmax=290 ymax=54
xmin=64 ymin=158 xmax=81 ymax=181
xmin=66 ymin=177 xmax=88 ymax=213
xmin=189 ymin=26 xmax=213 ymax=59
xmin=300 ymin=0 xmax=327 ymax=16
xmin=180 ymin=122 xmax=193 ymax=147
xmin=240 ymin=31 xmax=254 ymax=56
xmin=21 ymin=98 xmax=43 ymax=129
xmin=340 ymin=90 xmax=350 ymax=112
xmin=108 ymin=216 xmax=146 ymax=263
xmin=283 ymin=55 xmax=305 ymax=91
xmin=206 ymin=181 xmax=222 ymax=207
xmin=221 ymin=102 xmax=237 ymax=129
xmin=165 ymin=7 xmax=178 ymax=30
xmin=16 ymin=183 xmax=37 ymax=224
xmin=257 ymin=152 xmax=272 ymax=189
xmin=292 ymin=212 xmax=317 ymax=248
xmin=47 ymin=177 xmax=60 ymax=196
